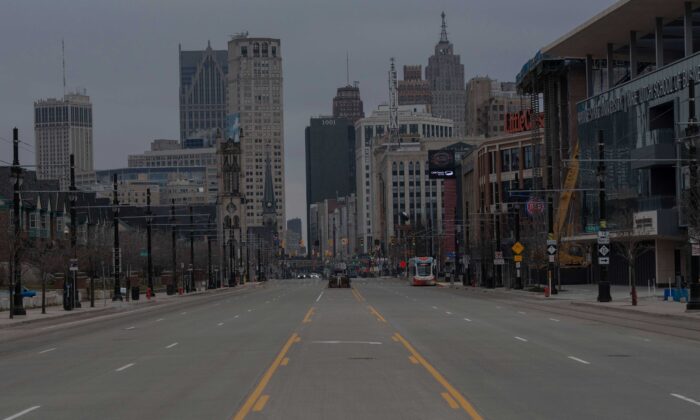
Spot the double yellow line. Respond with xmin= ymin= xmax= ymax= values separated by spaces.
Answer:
xmin=302 ymin=307 xmax=315 ymax=323
xmin=393 ymin=332 xmax=483 ymax=420
xmin=351 ymin=287 xmax=365 ymax=302
xmin=232 ymin=332 xmax=300 ymax=420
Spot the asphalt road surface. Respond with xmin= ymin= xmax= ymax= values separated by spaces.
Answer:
xmin=2 ymin=277 xmax=700 ymax=420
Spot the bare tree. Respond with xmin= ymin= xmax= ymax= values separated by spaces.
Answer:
xmin=610 ymin=205 xmax=653 ymax=305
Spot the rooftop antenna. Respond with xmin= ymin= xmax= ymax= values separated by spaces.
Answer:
xmin=62 ymin=38 xmax=66 ymax=96
xmin=346 ymin=51 xmax=350 ymax=86
xmin=440 ymin=11 xmax=449 ymax=43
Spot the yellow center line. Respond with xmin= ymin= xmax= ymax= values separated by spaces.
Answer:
xmin=394 ymin=333 xmax=484 ymax=420
xmin=352 ymin=287 xmax=366 ymax=302
xmin=368 ymin=305 xmax=387 ymax=323
xmin=232 ymin=333 xmax=299 ymax=420
xmin=441 ymin=392 xmax=460 ymax=410
xmin=281 ymin=357 xmax=289 ymax=366
xmin=302 ymin=307 xmax=315 ymax=323
xmin=408 ymin=355 xmax=419 ymax=365
xmin=252 ymin=395 xmax=270 ymax=412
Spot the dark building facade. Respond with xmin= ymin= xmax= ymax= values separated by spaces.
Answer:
xmin=305 ymin=117 xmax=356 ymax=248
xmin=179 ymin=42 xmax=228 ymax=141
xmin=332 ymin=85 xmax=364 ymax=123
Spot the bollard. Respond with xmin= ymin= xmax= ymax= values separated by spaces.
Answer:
xmin=544 ymin=286 xmax=550 ymax=298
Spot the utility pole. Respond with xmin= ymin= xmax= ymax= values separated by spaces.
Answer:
xmin=687 ymin=81 xmax=700 ymax=310
xmin=514 ymin=204 xmax=523 ymax=289
xmin=10 ymin=128 xmax=25 ymax=316
xmin=547 ymin=154 xmax=557 ymax=295
xmin=112 ymin=174 xmax=123 ymax=301
xmin=170 ymin=199 xmax=177 ymax=295
xmin=597 ymin=130 xmax=612 ymax=302
xmin=189 ymin=206 xmax=194 ymax=292
xmin=69 ymin=154 xmax=80 ymax=309
xmin=146 ymin=188 xmax=154 ymax=296
xmin=207 ymin=234 xmax=212 ymax=289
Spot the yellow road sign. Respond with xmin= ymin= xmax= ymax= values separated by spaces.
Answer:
xmin=514 ymin=255 xmax=523 ymax=262
xmin=511 ymin=241 xmax=524 ymax=255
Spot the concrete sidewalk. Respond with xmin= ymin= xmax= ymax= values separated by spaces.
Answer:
xmin=449 ymin=283 xmax=700 ymax=320
xmin=0 ymin=284 xmax=253 ymax=328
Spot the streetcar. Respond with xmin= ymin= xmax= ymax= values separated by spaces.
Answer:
xmin=408 ymin=257 xmax=436 ymax=286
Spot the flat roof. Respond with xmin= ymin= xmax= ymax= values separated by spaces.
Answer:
xmin=543 ymin=0 xmax=690 ymax=58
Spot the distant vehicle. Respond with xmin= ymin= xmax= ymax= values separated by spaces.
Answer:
xmin=409 ymin=257 xmax=436 ymax=286
xmin=309 ymin=273 xmax=321 ymax=279
xmin=296 ymin=273 xmax=307 ymax=279
xmin=21 ymin=287 xmax=37 ymax=298
xmin=328 ymin=263 xmax=351 ymax=288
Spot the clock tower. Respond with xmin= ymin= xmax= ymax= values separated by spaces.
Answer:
xmin=217 ymin=128 xmax=245 ymax=285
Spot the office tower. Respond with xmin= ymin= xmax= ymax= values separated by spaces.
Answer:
xmin=425 ymin=12 xmax=466 ymax=137
xmin=228 ymin=35 xmax=285 ymax=232
xmin=332 ymin=84 xmax=364 ymax=123
xmin=179 ymin=42 xmax=229 ymax=141
xmin=34 ymin=91 xmax=95 ymax=189
xmin=398 ymin=65 xmax=432 ymax=110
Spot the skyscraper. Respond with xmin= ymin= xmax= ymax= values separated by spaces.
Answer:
xmin=398 ymin=65 xmax=432 ymax=110
xmin=34 ymin=92 xmax=95 ymax=189
xmin=332 ymin=84 xmax=364 ymax=123
xmin=227 ymin=35 xmax=285 ymax=232
xmin=305 ymin=117 xmax=355 ymax=248
xmin=426 ymin=12 xmax=466 ymax=137
xmin=179 ymin=42 xmax=229 ymax=141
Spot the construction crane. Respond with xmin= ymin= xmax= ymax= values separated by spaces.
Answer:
xmin=388 ymin=58 xmax=399 ymax=142
xmin=554 ymin=141 xmax=587 ymax=266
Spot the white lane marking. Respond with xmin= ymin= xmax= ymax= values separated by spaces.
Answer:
xmin=166 ymin=342 xmax=178 ymax=349
xmin=311 ymin=340 xmax=382 ymax=345
xmin=125 ymin=326 xmax=135 ymax=330
xmin=464 ymin=318 xmax=472 ymax=322
xmin=432 ymin=306 xmax=438 ymax=310
xmin=115 ymin=363 xmax=135 ymax=372
xmin=517 ymin=311 xmax=527 ymax=315
xmin=180 ymin=312 xmax=187 ymax=315
xmin=445 ymin=311 xmax=452 ymax=315
xmin=234 ymin=315 xmax=240 ymax=319
xmin=155 ymin=318 xmax=165 ymax=322
xmin=549 ymin=318 xmax=560 ymax=322
xmin=514 ymin=336 xmax=528 ymax=342
xmin=496 ymin=306 xmax=502 ymax=309
xmin=2 ymin=406 xmax=41 ymax=420
xmin=38 ymin=347 xmax=56 ymax=354
xmin=265 ymin=300 xmax=270 ymax=304
xmin=217 ymin=322 xmax=224 ymax=326
xmin=670 ymin=393 xmax=700 ymax=407
xmin=247 ymin=309 xmax=252 ymax=312
xmin=568 ymin=356 xmax=591 ymax=365
xmin=316 ymin=291 xmax=324 ymax=302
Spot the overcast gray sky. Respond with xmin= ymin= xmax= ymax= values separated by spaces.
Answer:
xmin=0 ymin=0 xmax=615 ymax=235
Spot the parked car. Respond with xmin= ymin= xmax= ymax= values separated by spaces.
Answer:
xmin=21 ymin=287 xmax=36 ymax=298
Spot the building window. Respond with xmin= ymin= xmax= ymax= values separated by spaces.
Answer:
xmin=262 ymin=43 xmax=268 ymax=57
xmin=253 ymin=43 xmax=260 ymax=57
xmin=271 ymin=46 xmax=277 ymax=57
xmin=241 ymin=46 xmax=247 ymax=57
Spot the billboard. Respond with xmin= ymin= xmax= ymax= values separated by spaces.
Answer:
xmin=428 ymin=149 xmax=456 ymax=179
xmin=226 ymin=113 xmax=240 ymax=143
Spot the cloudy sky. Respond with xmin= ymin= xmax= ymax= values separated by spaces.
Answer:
xmin=0 ymin=0 xmax=615 ymax=235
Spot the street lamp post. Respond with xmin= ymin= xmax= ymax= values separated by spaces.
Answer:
xmin=10 ymin=127 xmax=25 ymax=317
xmin=189 ymin=206 xmax=194 ymax=292
xmin=169 ymin=199 xmax=177 ymax=295
xmin=597 ymin=131 xmax=612 ymax=302
xmin=145 ymin=188 xmax=154 ymax=296
xmin=112 ymin=174 xmax=123 ymax=301
xmin=69 ymin=154 xmax=81 ymax=309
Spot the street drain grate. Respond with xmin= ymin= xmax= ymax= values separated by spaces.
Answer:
xmin=607 ymin=354 xmax=631 ymax=358
xmin=348 ymin=357 xmax=375 ymax=360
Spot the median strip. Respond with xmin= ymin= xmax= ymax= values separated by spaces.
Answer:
xmin=232 ymin=333 xmax=299 ymax=420
xmin=393 ymin=333 xmax=484 ymax=420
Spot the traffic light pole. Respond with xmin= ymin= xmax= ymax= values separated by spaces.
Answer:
xmin=146 ymin=188 xmax=154 ymax=296
xmin=189 ymin=206 xmax=194 ymax=292
xmin=170 ymin=199 xmax=177 ymax=295
xmin=112 ymin=174 xmax=123 ymax=301
xmin=597 ymin=131 xmax=612 ymax=302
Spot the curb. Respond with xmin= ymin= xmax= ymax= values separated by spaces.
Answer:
xmin=570 ymin=301 xmax=700 ymax=322
xmin=0 ymin=306 xmax=116 ymax=329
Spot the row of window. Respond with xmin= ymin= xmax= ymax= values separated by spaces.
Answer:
xmin=240 ymin=42 xmax=278 ymax=58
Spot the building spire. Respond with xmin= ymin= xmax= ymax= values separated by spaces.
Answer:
xmin=440 ymin=11 xmax=448 ymax=43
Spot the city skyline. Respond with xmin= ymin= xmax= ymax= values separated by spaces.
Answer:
xmin=0 ymin=0 xmax=617 ymax=230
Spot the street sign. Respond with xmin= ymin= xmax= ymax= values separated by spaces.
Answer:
xmin=526 ymin=197 xmax=545 ymax=216
xmin=69 ymin=258 xmax=78 ymax=272
xmin=495 ymin=251 xmax=503 ymax=259
xmin=598 ymin=244 xmax=610 ymax=257
xmin=599 ymin=257 xmax=610 ymax=265
xmin=547 ymin=244 xmax=557 ymax=256
xmin=514 ymin=255 xmax=523 ymax=262
xmin=511 ymin=241 xmax=524 ymax=255
xmin=548 ymin=255 xmax=555 ymax=263
xmin=597 ymin=231 xmax=610 ymax=245
xmin=693 ymin=243 xmax=700 ymax=257
xmin=494 ymin=258 xmax=505 ymax=265
xmin=515 ymin=262 xmax=521 ymax=268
